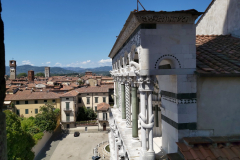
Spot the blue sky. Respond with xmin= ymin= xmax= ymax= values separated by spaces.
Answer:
xmin=2 ymin=0 xmax=211 ymax=68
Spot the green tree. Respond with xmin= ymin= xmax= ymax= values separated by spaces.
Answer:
xmin=35 ymin=104 xmax=60 ymax=133
xmin=4 ymin=110 xmax=35 ymax=160
xmin=77 ymin=106 xmax=97 ymax=121
xmin=86 ymin=108 xmax=97 ymax=120
xmin=17 ymin=73 xmax=27 ymax=78
xmin=35 ymin=72 xmax=45 ymax=77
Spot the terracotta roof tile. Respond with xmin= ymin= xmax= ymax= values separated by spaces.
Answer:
xmin=174 ymin=136 xmax=240 ymax=160
xmin=5 ymin=90 xmax=60 ymax=100
xmin=97 ymin=102 xmax=110 ymax=111
xmin=75 ymin=86 xmax=109 ymax=93
xmin=60 ymin=90 xmax=79 ymax=97
xmin=196 ymin=35 xmax=240 ymax=76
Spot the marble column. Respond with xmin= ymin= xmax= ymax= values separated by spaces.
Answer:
xmin=125 ymin=79 xmax=131 ymax=127
xmin=121 ymin=81 xmax=126 ymax=120
xmin=148 ymin=91 xmax=154 ymax=152
xmin=114 ymin=78 xmax=117 ymax=108
xmin=132 ymin=85 xmax=138 ymax=138
xmin=139 ymin=76 xmax=155 ymax=160
xmin=118 ymin=80 xmax=121 ymax=112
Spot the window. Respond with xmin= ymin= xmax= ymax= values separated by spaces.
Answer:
xmin=66 ymin=102 xmax=70 ymax=110
xmin=66 ymin=98 xmax=69 ymax=100
xmin=25 ymin=101 xmax=28 ymax=104
xmin=78 ymin=98 xmax=81 ymax=103
xmin=87 ymin=97 xmax=90 ymax=104
xmin=16 ymin=101 xmax=19 ymax=104
xmin=44 ymin=100 xmax=47 ymax=103
xmin=34 ymin=100 xmax=38 ymax=104
xmin=16 ymin=109 xmax=20 ymax=116
xmin=103 ymin=112 xmax=105 ymax=120
xmin=87 ymin=107 xmax=90 ymax=109
xmin=66 ymin=113 xmax=70 ymax=122
xmin=95 ymin=106 xmax=97 ymax=112
xmin=25 ymin=109 xmax=28 ymax=114
xmin=52 ymin=99 xmax=55 ymax=103
xmin=87 ymin=94 xmax=89 ymax=95
xmin=35 ymin=109 xmax=38 ymax=114
xmin=95 ymin=93 xmax=98 ymax=95
xmin=103 ymin=97 xmax=106 ymax=103
xmin=95 ymin=97 xmax=98 ymax=103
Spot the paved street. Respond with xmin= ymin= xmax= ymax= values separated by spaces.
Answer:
xmin=35 ymin=132 xmax=109 ymax=160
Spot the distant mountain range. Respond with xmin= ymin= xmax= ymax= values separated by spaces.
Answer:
xmin=5 ymin=65 xmax=112 ymax=76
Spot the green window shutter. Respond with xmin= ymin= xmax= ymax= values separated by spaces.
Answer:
xmin=95 ymin=97 xmax=98 ymax=103
xmin=66 ymin=102 xmax=70 ymax=110
xmin=87 ymin=97 xmax=90 ymax=104
xmin=95 ymin=106 xmax=97 ymax=112
xmin=103 ymin=97 xmax=106 ymax=103
xmin=25 ymin=109 xmax=28 ymax=114
xmin=35 ymin=109 xmax=38 ymax=114
xmin=66 ymin=113 xmax=70 ymax=121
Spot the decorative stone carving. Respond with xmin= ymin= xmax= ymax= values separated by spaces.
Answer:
xmin=136 ymin=14 xmax=191 ymax=23
xmin=125 ymin=81 xmax=131 ymax=127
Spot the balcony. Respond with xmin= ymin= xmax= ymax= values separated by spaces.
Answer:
xmin=64 ymin=108 xmax=72 ymax=112
xmin=61 ymin=119 xmax=75 ymax=123
xmin=98 ymin=118 xmax=108 ymax=121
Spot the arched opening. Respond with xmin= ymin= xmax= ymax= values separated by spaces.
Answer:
xmin=126 ymin=56 xmax=129 ymax=65
xmin=158 ymin=59 xmax=173 ymax=69
xmin=103 ymin=123 xmax=106 ymax=131
xmin=134 ymin=52 xmax=139 ymax=63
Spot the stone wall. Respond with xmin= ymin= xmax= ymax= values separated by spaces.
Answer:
xmin=32 ymin=132 xmax=53 ymax=158
xmin=196 ymin=0 xmax=240 ymax=37
xmin=197 ymin=76 xmax=240 ymax=136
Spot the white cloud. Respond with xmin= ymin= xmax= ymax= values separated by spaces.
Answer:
xmin=54 ymin=62 xmax=62 ymax=67
xmin=98 ymin=59 xmax=112 ymax=66
xmin=22 ymin=60 xmax=34 ymax=66
xmin=82 ymin=60 xmax=91 ymax=64
xmin=46 ymin=61 xmax=51 ymax=64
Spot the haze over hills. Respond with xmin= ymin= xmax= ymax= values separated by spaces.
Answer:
xmin=5 ymin=65 xmax=112 ymax=76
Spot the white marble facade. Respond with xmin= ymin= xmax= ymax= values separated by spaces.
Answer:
xmin=108 ymin=10 xmax=201 ymax=160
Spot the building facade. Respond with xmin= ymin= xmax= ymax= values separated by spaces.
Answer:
xmin=9 ymin=60 xmax=16 ymax=80
xmin=45 ymin=67 xmax=50 ymax=78
xmin=108 ymin=10 xmax=202 ymax=160
xmin=28 ymin=70 xmax=34 ymax=82
xmin=97 ymin=102 xmax=110 ymax=131
xmin=4 ymin=90 xmax=60 ymax=118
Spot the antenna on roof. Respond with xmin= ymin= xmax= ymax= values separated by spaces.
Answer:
xmin=137 ymin=0 xmax=146 ymax=12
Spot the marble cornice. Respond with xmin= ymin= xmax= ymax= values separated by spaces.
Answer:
xmin=108 ymin=10 xmax=202 ymax=59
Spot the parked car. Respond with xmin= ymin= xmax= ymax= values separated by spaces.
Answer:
xmin=74 ymin=131 xmax=80 ymax=137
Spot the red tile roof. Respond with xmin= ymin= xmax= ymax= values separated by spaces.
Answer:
xmin=75 ymin=86 xmax=110 ymax=94
xmin=60 ymin=90 xmax=80 ymax=97
xmin=170 ymin=136 xmax=240 ymax=160
xmin=196 ymin=35 xmax=240 ymax=76
xmin=97 ymin=102 xmax=110 ymax=111
xmin=5 ymin=90 xmax=60 ymax=101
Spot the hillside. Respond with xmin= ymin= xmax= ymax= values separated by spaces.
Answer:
xmin=5 ymin=65 xmax=112 ymax=76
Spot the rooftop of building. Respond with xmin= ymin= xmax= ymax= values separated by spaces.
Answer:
xmin=167 ymin=136 xmax=240 ymax=160
xmin=5 ymin=90 xmax=60 ymax=101
xmin=97 ymin=102 xmax=110 ymax=111
xmin=109 ymin=9 xmax=203 ymax=58
xmin=196 ymin=35 xmax=240 ymax=76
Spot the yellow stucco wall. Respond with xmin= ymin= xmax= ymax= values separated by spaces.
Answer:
xmin=88 ymin=79 xmax=97 ymax=87
xmin=13 ymin=99 xmax=61 ymax=118
xmin=77 ymin=93 xmax=109 ymax=112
